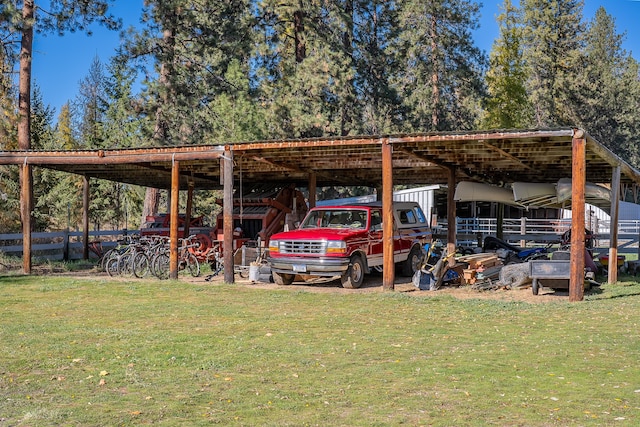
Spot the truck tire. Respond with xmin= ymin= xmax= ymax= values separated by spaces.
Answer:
xmin=273 ymin=271 xmax=295 ymax=285
xmin=341 ymin=256 xmax=365 ymax=289
xmin=401 ymin=245 xmax=423 ymax=277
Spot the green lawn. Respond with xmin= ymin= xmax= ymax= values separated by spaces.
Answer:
xmin=1 ymin=274 xmax=639 ymax=426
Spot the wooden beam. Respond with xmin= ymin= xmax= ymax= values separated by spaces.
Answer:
xmin=169 ymin=159 xmax=180 ymax=280
xmin=396 ymin=146 xmax=464 ymax=174
xmin=20 ymin=163 xmax=32 ymax=274
xmin=608 ymin=166 xmax=621 ymax=284
xmin=447 ymin=167 xmax=456 ymax=264
xmin=479 ymin=141 xmax=534 ymax=171
xmin=382 ymin=139 xmax=395 ymax=291
xmin=223 ymin=148 xmax=235 ymax=284
xmin=308 ymin=171 xmax=316 ymax=209
xmin=0 ymin=148 xmax=225 ymax=165
xmin=184 ymin=182 xmax=194 ymax=238
xmin=570 ymin=134 xmax=586 ymax=302
xmin=82 ymin=176 xmax=89 ymax=260
xmin=251 ymin=156 xmax=350 ymax=185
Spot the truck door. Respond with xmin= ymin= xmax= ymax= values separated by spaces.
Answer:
xmin=367 ymin=209 xmax=384 ymax=266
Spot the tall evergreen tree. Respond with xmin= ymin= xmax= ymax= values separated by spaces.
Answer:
xmin=0 ymin=39 xmax=19 ymax=230
xmin=520 ymin=0 xmax=584 ymax=127
xmin=208 ymin=59 xmax=266 ymax=141
xmin=54 ymin=102 xmax=75 ymax=149
xmin=125 ymin=0 xmax=254 ymax=221
xmin=255 ymin=0 xmax=343 ymax=137
xmin=0 ymin=0 xmax=120 ymax=152
xmin=102 ymin=53 xmax=147 ymax=149
xmin=482 ymin=0 xmax=532 ymax=129
xmin=353 ymin=0 xmax=402 ymax=134
xmin=395 ymin=0 xmax=486 ymax=131
xmin=30 ymin=84 xmax=55 ymax=150
xmin=568 ymin=7 xmax=640 ymax=167
xmin=1 ymin=1 xmax=119 ymax=245
xmin=74 ymin=56 xmax=108 ymax=149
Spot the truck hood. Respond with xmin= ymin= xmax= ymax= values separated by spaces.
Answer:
xmin=270 ymin=228 xmax=368 ymax=241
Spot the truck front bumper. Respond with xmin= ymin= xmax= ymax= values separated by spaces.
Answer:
xmin=268 ymin=256 xmax=350 ymax=277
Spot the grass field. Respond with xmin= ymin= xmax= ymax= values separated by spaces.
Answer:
xmin=1 ymin=272 xmax=640 ymax=426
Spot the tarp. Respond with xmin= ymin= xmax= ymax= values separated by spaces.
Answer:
xmin=454 ymin=181 xmax=524 ymax=207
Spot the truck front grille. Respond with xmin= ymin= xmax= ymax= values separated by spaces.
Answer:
xmin=280 ymin=240 xmax=326 ymax=255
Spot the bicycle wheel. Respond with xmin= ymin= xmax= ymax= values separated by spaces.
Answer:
xmin=183 ymin=252 xmax=200 ymax=277
xmin=118 ymin=253 xmax=134 ymax=276
xmin=152 ymin=253 xmax=170 ymax=280
xmin=106 ymin=256 xmax=120 ymax=277
xmin=99 ymin=248 xmax=115 ymax=272
xmin=133 ymin=252 xmax=150 ymax=278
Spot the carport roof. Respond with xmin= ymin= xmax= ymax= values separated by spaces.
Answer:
xmin=1 ymin=128 xmax=639 ymax=191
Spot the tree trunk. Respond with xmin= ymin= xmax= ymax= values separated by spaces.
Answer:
xmin=341 ymin=0 xmax=354 ymax=136
xmin=141 ymin=25 xmax=175 ymax=225
xmin=430 ymin=14 xmax=440 ymax=129
xmin=294 ymin=9 xmax=306 ymax=63
xmin=141 ymin=187 xmax=160 ymax=224
xmin=18 ymin=0 xmax=34 ymax=151
xmin=19 ymin=1 xmax=34 ymax=250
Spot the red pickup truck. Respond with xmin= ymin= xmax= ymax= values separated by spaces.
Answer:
xmin=267 ymin=202 xmax=432 ymax=288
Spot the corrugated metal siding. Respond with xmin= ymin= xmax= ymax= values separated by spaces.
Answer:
xmin=393 ymin=185 xmax=441 ymax=216
xmin=562 ymin=201 xmax=640 ymax=221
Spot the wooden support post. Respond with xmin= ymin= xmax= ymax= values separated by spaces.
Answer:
xmin=308 ymin=171 xmax=316 ymax=209
xmin=497 ymin=203 xmax=504 ymax=241
xmin=382 ymin=139 xmax=395 ymax=291
xmin=82 ymin=176 xmax=90 ymax=260
xmin=446 ymin=167 xmax=456 ymax=264
xmin=570 ymin=132 xmax=586 ymax=302
xmin=169 ymin=159 xmax=180 ymax=280
xmin=608 ymin=166 xmax=621 ymax=284
xmin=184 ymin=182 xmax=194 ymax=238
xmin=223 ymin=148 xmax=235 ymax=284
xmin=20 ymin=163 xmax=32 ymax=274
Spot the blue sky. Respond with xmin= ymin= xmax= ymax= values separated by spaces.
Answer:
xmin=31 ymin=0 xmax=640 ymax=116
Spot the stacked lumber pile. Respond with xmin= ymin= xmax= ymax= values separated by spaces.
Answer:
xmin=457 ymin=253 xmax=503 ymax=285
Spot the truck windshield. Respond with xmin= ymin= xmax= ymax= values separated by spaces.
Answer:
xmin=300 ymin=209 xmax=367 ymax=229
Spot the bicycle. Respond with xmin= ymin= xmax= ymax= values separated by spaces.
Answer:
xmin=151 ymin=235 xmax=201 ymax=279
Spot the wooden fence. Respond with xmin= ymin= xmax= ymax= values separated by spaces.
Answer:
xmin=0 ymin=230 xmax=127 ymax=261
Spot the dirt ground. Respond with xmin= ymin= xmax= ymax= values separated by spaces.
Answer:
xmin=25 ymin=263 xmax=580 ymax=304
xmin=187 ymin=270 xmax=575 ymax=304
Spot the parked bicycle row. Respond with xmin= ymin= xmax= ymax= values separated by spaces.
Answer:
xmin=98 ymin=234 xmax=202 ymax=279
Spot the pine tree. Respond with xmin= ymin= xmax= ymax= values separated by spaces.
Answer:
xmin=30 ymin=84 xmax=55 ymax=150
xmin=255 ymin=0 xmax=342 ymax=137
xmin=30 ymin=87 xmax=79 ymax=230
xmin=102 ymin=53 xmax=147 ymax=149
xmin=208 ymin=59 xmax=266 ymax=142
xmin=124 ymin=0 xmax=254 ymax=222
xmin=0 ymin=43 xmax=19 ymax=230
xmin=74 ymin=56 xmax=108 ymax=149
xmin=520 ymin=0 xmax=584 ymax=127
xmin=482 ymin=0 xmax=532 ymax=129
xmin=569 ymin=7 xmax=640 ymax=167
xmin=352 ymin=0 xmax=402 ymax=134
xmin=54 ymin=103 xmax=76 ymax=150
xmin=395 ymin=0 xmax=486 ymax=131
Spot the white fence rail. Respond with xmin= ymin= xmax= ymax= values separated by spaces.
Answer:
xmin=437 ymin=218 xmax=640 ymax=256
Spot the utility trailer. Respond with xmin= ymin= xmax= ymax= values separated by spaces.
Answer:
xmin=529 ymin=256 xmax=591 ymax=295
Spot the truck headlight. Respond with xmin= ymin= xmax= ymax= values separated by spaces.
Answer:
xmin=268 ymin=240 xmax=280 ymax=253
xmin=326 ymin=240 xmax=347 ymax=254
